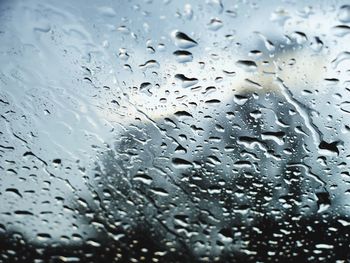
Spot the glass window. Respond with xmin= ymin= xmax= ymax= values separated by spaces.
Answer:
xmin=1 ymin=0 xmax=349 ymax=262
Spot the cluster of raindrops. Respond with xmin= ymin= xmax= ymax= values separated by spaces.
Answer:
xmin=1 ymin=0 xmax=350 ymax=262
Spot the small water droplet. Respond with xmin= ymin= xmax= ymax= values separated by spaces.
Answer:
xmin=236 ymin=60 xmax=258 ymax=72
xmin=208 ymin=18 xmax=223 ymax=31
xmin=175 ymin=74 xmax=199 ymax=88
xmin=173 ymin=50 xmax=193 ymax=63
xmin=338 ymin=5 xmax=350 ymax=23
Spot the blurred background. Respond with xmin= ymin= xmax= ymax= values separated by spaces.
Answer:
xmin=1 ymin=0 xmax=350 ymax=262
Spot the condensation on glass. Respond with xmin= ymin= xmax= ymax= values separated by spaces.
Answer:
xmin=0 ymin=0 xmax=350 ymax=262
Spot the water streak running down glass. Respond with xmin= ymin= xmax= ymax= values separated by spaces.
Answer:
xmin=0 ymin=0 xmax=350 ymax=262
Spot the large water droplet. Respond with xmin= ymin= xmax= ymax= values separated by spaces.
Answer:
xmin=172 ymin=31 xmax=198 ymax=49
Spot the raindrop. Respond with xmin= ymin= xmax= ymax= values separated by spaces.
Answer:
xmin=150 ymin=187 xmax=169 ymax=197
xmin=318 ymin=141 xmax=340 ymax=156
xmin=173 ymin=50 xmax=193 ymax=63
xmin=174 ymin=110 xmax=194 ymax=119
xmin=139 ymin=59 xmax=160 ymax=70
xmin=338 ymin=5 xmax=350 ymax=23
xmin=261 ymin=131 xmax=285 ymax=145
xmin=332 ymin=25 xmax=350 ymax=37
xmin=171 ymin=158 xmax=193 ymax=169
xmin=175 ymin=74 xmax=199 ymax=88
xmin=184 ymin=4 xmax=193 ymax=20
xmin=208 ymin=18 xmax=223 ymax=31
xmin=331 ymin=51 xmax=350 ymax=69
xmin=236 ymin=60 xmax=258 ymax=72
xmin=340 ymin=101 xmax=350 ymax=114
xmin=133 ymin=173 xmax=153 ymax=185
xmin=172 ymin=31 xmax=198 ymax=49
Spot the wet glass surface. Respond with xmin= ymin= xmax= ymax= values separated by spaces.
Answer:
xmin=1 ymin=0 xmax=350 ymax=262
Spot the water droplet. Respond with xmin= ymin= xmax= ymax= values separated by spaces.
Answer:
xmin=139 ymin=59 xmax=160 ymax=70
xmin=173 ymin=50 xmax=193 ymax=63
xmin=338 ymin=5 xmax=350 ymax=23
xmin=332 ymin=25 xmax=350 ymax=37
xmin=133 ymin=173 xmax=153 ymax=185
xmin=331 ymin=51 xmax=350 ymax=69
xmin=184 ymin=4 xmax=193 ymax=20
xmin=175 ymin=74 xmax=199 ymax=88
xmin=172 ymin=31 xmax=198 ymax=49
xmin=171 ymin=158 xmax=193 ymax=169
xmin=208 ymin=18 xmax=223 ymax=31
xmin=318 ymin=141 xmax=340 ymax=156
xmin=236 ymin=60 xmax=258 ymax=72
